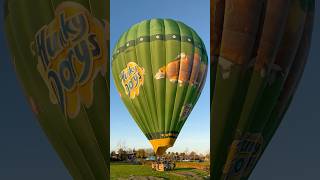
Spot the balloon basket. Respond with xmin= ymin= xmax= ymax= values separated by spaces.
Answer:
xmin=151 ymin=160 xmax=176 ymax=172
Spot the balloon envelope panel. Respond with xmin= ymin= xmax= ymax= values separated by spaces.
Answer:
xmin=4 ymin=0 xmax=109 ymax=179
xmin=112 ymin=19 xmax=208 ymax=155
xmin=211 ymin=0 xmax=315 ymax=179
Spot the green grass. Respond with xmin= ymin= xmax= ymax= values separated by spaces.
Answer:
xmin=110 ymin=162 xmax=209 ymax=180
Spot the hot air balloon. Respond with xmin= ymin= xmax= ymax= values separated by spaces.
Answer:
xmin=112 ymin=19 xmax=208 ymax=156
xmin=4 ymin=0 xmax=109 ymax=179
xmin=211 ymin=0 xmax=315 ymax=179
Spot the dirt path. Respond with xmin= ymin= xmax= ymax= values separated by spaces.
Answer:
xmin=118 ymin=176 xmax=164 ymax=180
xmin=117 ymin=171 xmax=210 ymax=180
xmin=170 ymin=171 xmax=209 ymax=180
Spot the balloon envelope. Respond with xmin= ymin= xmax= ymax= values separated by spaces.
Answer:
xmin=112 ymin=19 xmax=208 ymax=155
xmin=4 ymin=0 xmax=109 ymax=179
xmin=211 ymin=0 xmax=315 ymax=179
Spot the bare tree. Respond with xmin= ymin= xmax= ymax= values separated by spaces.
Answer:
xmin=116 ymin=140 xmax=127 ymax=151
xmin=189 ymin=151 xmax=197 ymax=161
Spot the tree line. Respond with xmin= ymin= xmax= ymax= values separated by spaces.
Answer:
xmin=110 ymin=147 xmax=210 ymax=162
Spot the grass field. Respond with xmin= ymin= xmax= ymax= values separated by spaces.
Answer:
xmin=110 ymin=162 xmax=210 ymax=180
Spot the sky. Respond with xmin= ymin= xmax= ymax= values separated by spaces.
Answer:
xmin=249 ymin=4 xmax=320 ymax=179
xmin=110 ymin=0 xmax=210 ymax=154
xmin=0 ymin=0 xmax=318 ymax=180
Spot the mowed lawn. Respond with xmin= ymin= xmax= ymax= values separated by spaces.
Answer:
xmin=110 ymin=162 xmax=210 ymax=180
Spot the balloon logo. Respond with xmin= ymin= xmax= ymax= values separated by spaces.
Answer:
xmin=31 ymin=2 xmax=106 ymax=118
xmin=4 ymin=1 xmax=109 ymax=179
xmin=120 ymin=62 xmax=145 ymax=99
xmin=223 ymin=133 xmax=263 ymax=177
xmin=112 ymin=19 xmax=208 ymax=155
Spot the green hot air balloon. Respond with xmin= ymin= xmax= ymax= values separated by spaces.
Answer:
xmin=4 ymin=0 xmax=109 ymax=179
xmin=112 ymin=19 xmax=208 ymax=156
xmin=211 ymin=0 xmax=315 ymax=179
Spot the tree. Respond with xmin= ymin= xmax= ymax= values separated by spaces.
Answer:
xmin=180 ymin=152 xmax=186 ymax=160
xmin=116 ymin=140 xmax=127 ymax=151
xmin=189 ymin=151 xmax=197 ymax=161
xmin=136 ymin=149 xmax=146 ymax=159
xmin=110 ymin=151 xmax=117 ymax=161
xmin=110 ymin=151 xmax=116 ymax=157
xmin=145 ymin=148 xmax=155 ymax=157
xmin=205 ymin=153 xmax=210 ymax=161
xmin=118 ymin=148 xmax=128 ymax=161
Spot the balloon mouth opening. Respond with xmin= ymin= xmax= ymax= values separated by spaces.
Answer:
xmin=155 ymin=147 xmax=170 ymax=156
xmin=149 ymin=138 xmax=176 ymax=156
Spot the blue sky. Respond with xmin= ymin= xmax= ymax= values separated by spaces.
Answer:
xmin=110 ymin=0 xmax=210 ymax=154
